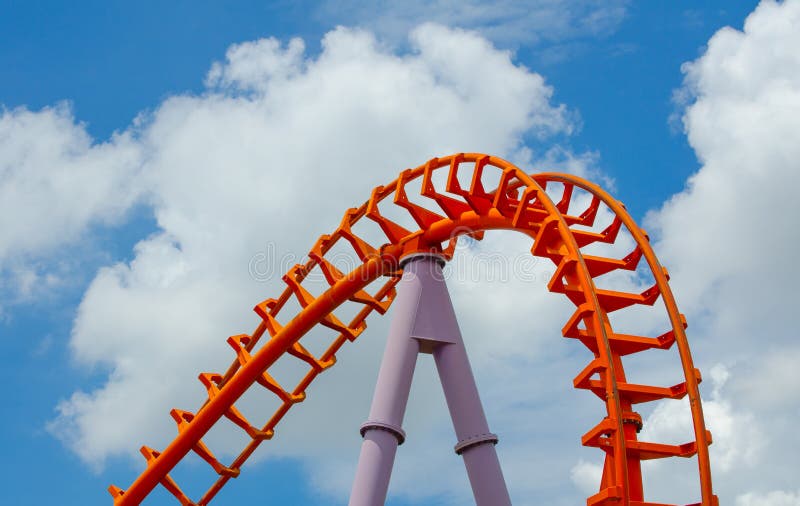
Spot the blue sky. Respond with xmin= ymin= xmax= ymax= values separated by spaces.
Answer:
xmin=2 ymin=1 xmax=799 ymax=505
xmin=1 ymin=1 xmax=757 ymax=217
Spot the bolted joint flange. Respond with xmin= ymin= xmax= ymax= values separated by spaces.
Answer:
xmin=453 ymin=432 xmax=499 ymax=455
xmin=360 ymin=420 xmax=407 ymax=445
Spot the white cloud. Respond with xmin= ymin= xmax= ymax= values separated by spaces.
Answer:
xmin=317 ymin=0 xmax=629 ymax=48
xmin=0 ymin=104 xmax=144 ymax=308
xmin=40 ymin=23 xmax=599 ymax=504
xmin=728 ymin=346 xmax=800 ymax=410
xmin=570 ymin=459 xmax=602 ymax=494
xmin=736 ymin=490 xmax=800 ymax=506
xmin=206 ymin=37 xmax=307 ymax=92
xmin=0 ymin=104 xmax=143 ymax=261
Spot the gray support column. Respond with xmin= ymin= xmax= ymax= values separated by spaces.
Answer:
xmin=434 ymin=340 xmax=511 ymax=506
xmin=409 ymin=255 xmax=512 ymax=506
xmin=348 ymin=260 xmax=423 ymax=506
xmin=349 ymin=253 xmax=511 ymax=506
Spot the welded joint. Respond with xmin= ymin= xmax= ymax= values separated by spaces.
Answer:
xmin=453 ymin=433 xmax=499 ymax=455
xmin=360 ymin=420 xmax=407 ymax=445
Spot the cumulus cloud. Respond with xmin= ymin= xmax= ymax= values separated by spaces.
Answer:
xmin=570 ymin=459 xmax=602 ymax=494
xmin=0 ymin=104 xmax=144 ymax=307
xmin=736 ymin=489 xmax=800 ymax=506
xmin=40 ymin=23 xmax=601 ymax=504
xmin=0 ymin=104 xmax=142 ymax=260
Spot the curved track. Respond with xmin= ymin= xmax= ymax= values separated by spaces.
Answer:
xmin=109 ymin=153 xmax=716 ymax=505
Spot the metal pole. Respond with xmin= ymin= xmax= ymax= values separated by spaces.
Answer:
xmin=348 ymin=259 xmax=424 ymax=506
xmin=433 ymin=338 xmax=512 ymax=506
xmin=349 ymin=253 xmax=511 ymax=505
xmin=412 ymin=254 xmax=512 ymax=506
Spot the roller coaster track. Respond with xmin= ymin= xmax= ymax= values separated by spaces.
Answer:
xmin=109 ymin=153 xmax=716 ymax=505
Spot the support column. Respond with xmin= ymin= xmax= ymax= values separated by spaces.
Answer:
xmin=348 ymin=258 xmax=423 ymax=506
xmin=349 ymin=253 xmax=511 ymax=506
xmin=434 ymin=338 xmax=512 ymax=506
xmin=410 ymin=254 xmax=512 ymax=506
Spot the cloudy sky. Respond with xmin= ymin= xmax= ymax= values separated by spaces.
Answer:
xmin=2 ymin=1 xmax=799 ymax=505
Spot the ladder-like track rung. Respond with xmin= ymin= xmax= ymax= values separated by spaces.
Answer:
xmin=584 ymin=433 xmax=700 ymax=461
xmin=309 ymin=253 xmax=393 ymax=314
xmin=464 ymin=155 xmax=498 ymax=213
xmin=393 ymin=168 xmax=447 ymax=229
xmin=366 ymin=185 xmax=413 ymax=243
xmin=253 ymin=299 xmax=283 ymax=337
xmin=288 ymin=341 xmax=336 ymax=372
xmin=626 ymin=440 xmax=698 ymax=460
xmin=491 ymin=167 xmax=522 ymax=213
xmin=567 ymin=329 xmax=675 ymax=356
xmin=283 ymin=268 xmax=365 ymax=341
xmin=170 ymin=409 xmax=239 ymax=478
xmin=511 ymin=186 xmax=548 ymax=229
xmin=337 ymin=208 xmax=380 ymax=262
xmin=595 ymin=284 xmax=660 ymax=313
xmin=198 ymin=373 xmax=274 ymax=441
xmin=420 ymin=156 xmax=473 ymax=219
xmin=571 ymin=214 xmax=623 ymax=247
xmin=139 ymin=446 xmax=196 ymax=506
xmin=445 ymin=154 xmax=494 ymax=214
xmin=582 ymin=248 xmax=643 ymax=277
xmin=227 ymin=335 xmax=305 ymax=404
xmin=577 ymin=194 xmax=601 ymax=226
xmin=611 ymin=332 xmax=674 ymax=355
xmin=549 ymin=258 xmax=658 ymax=310
xmin=562 ymin=304 xmax=680 ymax=356
xmin=554 ymin=182 xmax=574 ymax=214
xmin=582 ymin=379 xmax=689 ymax=404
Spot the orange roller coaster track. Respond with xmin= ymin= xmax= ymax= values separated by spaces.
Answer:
xmin=109 ymin=153 xmax=716 ymax=505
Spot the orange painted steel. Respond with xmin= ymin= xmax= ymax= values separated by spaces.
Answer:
xmin=110 ymin=153 xmax=716 ymax=505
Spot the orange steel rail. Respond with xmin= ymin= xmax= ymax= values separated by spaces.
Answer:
xmin=109 ymin=154 xmax=716 ymax=505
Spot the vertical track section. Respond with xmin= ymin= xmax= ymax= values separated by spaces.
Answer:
xmin=109 ymin=153 xmax=715 ymax=505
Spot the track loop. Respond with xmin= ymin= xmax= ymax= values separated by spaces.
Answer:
xmin=111 ymin=154 xmax=715 ymax=505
